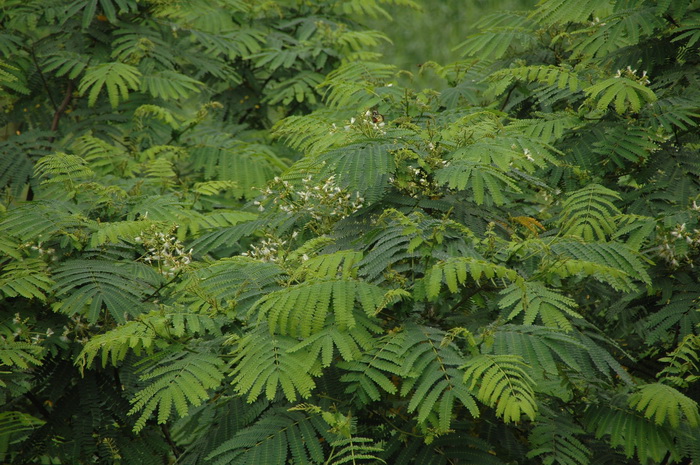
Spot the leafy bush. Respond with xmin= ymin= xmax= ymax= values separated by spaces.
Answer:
xmin=1 ymin=0 xmax=699 ymax=463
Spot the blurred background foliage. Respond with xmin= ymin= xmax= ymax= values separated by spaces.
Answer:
xmin=368 ymin=0 xmax=534 ymax=88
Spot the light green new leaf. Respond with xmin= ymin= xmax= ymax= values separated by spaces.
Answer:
xmin=462 ymin=354 xmax=537 ymax=423
xmin=629 ymin=383 xmax=700 ymax=428
xmin=0 ymin=340 xmax=44 ymax=369
xmin=79 ymin=62 xmax=141 ymax=108
xmin=585 ymin=77 xmax=657 ymax=114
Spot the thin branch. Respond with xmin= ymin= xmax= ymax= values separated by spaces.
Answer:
xmin=50 ymin=80 xmax=74 ymax=135
xmin=161 ymin=423 xmax=182 ymax=459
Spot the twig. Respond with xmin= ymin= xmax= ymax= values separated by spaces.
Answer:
xmin=50 ymin=80 xmax=74 ymax=136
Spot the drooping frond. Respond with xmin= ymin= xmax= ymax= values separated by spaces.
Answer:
xmin=140 ymin=70 xmax=203 ymax=100
xmin=52 ymin=259 xmax=162 ymax=323
xmin=319 ymin=61 xmax=397 ymax=108
xmin=207 ymin=407 xmax=328 ymax=465
xmin=499 ymin=281 xmax=582 ymax=331
xmin=421 ymin=256 xmax=520 ymax=300
xmin=326 ymin=436 xmax=385 ymax=465
xmin=129 ymin=349 xmax=225 ymax=432
xmin=550 ymin=239 xmax=652 ymax=289
xmin=272 ymin=111 xmax=349 ymax=155
xmin=592 ymin=124 xmax=660 ymax=166
xmin=41 ymin=51 xmax=91 ymax=80
xmin=584 ymin=76 xmax=657 ymax=114
xmin=435 ymin=160 xmax=521 ymax=205
xmin=294 ymin=250 xmax=364 ymax=280
xmin=0 ymin=258 xmax=54 ymax=301
xmin=643 ymin=289 xmax=700 ymax=344
xmin=288 ymin=313 xmax=381 ymax=366
xmin=455 ymin=27 xmax=539 ymax=61
xmin=506 ymin=112 xmax=582 ymax=145
xmin=527 ymin=407 xmax=592 ymax=465
xmin=584 ymin=401 xmax=678 ymax=463
xmin=338 ymin=329 xmax=406 ymax=404
xmin=75 ymin=308 xmax=220 ymax=370
xmin=0 ymin=412 xmax=44 ymax=446
xmin=251 ymin=278 xmax=384 ymax=337
xmin=557 ymin=184 xmax=621 ymax=241
xmin=0 ymin=201 xmax=82 ymax=243
xmin=319 ymin=141 xmax=396 ymax=203
xmin=628 ymin=382 xmax=700 ymax=428
xmin=571 ymin=6 xmax=665 ymax=60
xmin=195 ymin=257 xmax=287 ymax=312
xmin=75 ymin=319 xmax=159 ymax=370
xmin=78 ymin=62 xmax=141 ymax=108
xmin=486 ymin=325 xmax=586 ymax=379
xmin=0 ymin=339 xmax=44 ymax=369
xmin=189 ymin=134 xmax=289 ymax=197
xmin=335 ymin=0 xmax=420 ymax=20
xmin=532 ymin=0 xmax=613 ymax=25
xmin=229 ymin=326 xmax=317 ymax=402
xmin=399 ymin=325 xmax=480 ymax=432
xmin=488 ymin=65 xmax=582 ymax=97
xmin=657 ymin=334 xmax=700 ymax=388
xmin=462 ymin=354 xmax=537 ymax=423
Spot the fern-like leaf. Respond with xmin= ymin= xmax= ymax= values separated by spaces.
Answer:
xmin=320 ymin=141 xmax=396 ymax=203
xmin=229 ymin=327 xmax=317 ymax=402
xmin=0 ymin=258 xmax=54 ymax=301
xmin=319 ymin=61 xmax=396 ymax=108
xmin=34 ymin=152 xmax=94 ymax=186
xmin=584 ymin=76 xmax=657 ymax=114
xmin=294 ymin=250 xmax=364 ymax=281
xmin=435 ymin=161 xmax=521 ymax=205
xmin=527 ymin=407 xmax=592 ymax=465
xmin=78 ymin=62 xmax=141 ymax=108
xmin=52 ymin=259 xmax=162 ymax=323
xmin=422 ymin=256 xmax=520 ymax=300
xmin=462 ymin=354 xmax=537 ymax=423
xmin=338 ymin=329 xmax=406 ymax=404
xmin=252 ymin=278 xmax=384 ymax=337
xmin=207 ymin=407 xmax=328 ymax=465
xmin=400 ymin=325 xmax=479 ymax=432
xmin=129 ymin=349 xmax=225 ymax=433
xmin=289 ymin=313 xmax=381 ymax=366
xmin=657 ymin=334 xmax=700 ymax=388
xmin=557 ymin=184 xmax=621 ymax=241
xmin=550 ymin=239 xmax=652 ymax=288
xmin=0 ymin=340 xmax=44 ymax=369
xmin=629 ymin=383 xmax=700 ymax=428
xmin=584 ymin=401 xmax=677 ymax=463
xmin=141 ymin=70 xmax=203 ymax=100
xmin=499 ymin=281 xmax=582 ymax=331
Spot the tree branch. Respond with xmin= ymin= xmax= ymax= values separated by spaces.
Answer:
xmin=50 ymin=80 xmax=74 ymax=134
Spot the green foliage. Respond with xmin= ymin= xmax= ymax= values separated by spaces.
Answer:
xmin=129 ymin=349 xmax=225 ymax=433
xmin=1 ymin=0 xmax=700 ymax=463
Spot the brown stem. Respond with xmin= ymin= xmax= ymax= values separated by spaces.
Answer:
xmin=160 ymin=423 xmax=181 ymax=459
xmin=50 ymin=81 xmax=74 ymax=135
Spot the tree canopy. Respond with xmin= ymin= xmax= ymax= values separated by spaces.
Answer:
xmin=1 ymin=0 xmax=700 ymax=464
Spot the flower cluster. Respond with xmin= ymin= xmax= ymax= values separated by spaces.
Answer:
xmin=656 ymin=222 xmax=700 ymax=268
xmin=2 ymin=312 xmax=58 ymax=345
xmin=240 ymin=234 xmax=291 ymax=263
xmin=255 ymin=175 xmax=364 ymax=231
xmin=615 ymin=66 xmax=650 ymax=85
xmin=135 ymin=226 xmax=192 ymax=277
xmin=330 ymin=109 xmax=386 ymax=137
